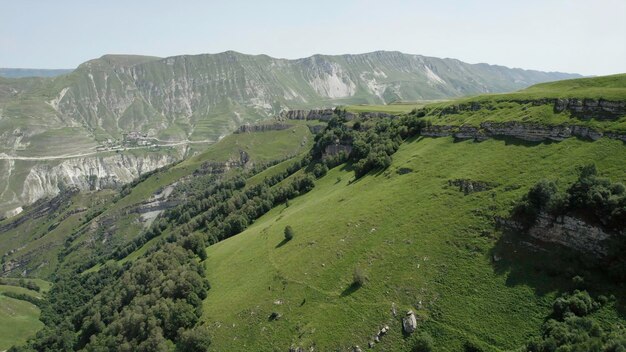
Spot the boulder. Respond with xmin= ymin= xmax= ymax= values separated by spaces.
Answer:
xmin=403 ymin=310 xmax=417 ymax=334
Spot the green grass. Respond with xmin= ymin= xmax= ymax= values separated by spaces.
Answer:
xmin=0 ymin=279 xmax=52 ymax=293
xmin=71 ymin=122 xmax=314 ymax=273
xmin=202 ymin=136 xmax=626 ymax=351
xmin=414 ymin=74 xmax=626 ymax=134
xmin=345 ymin=102 xmax=437 ymax=114
xmin=0 ymin=287 xmax=44 ymax=350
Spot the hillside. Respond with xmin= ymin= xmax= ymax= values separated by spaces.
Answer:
xmin=0 ymin=51 xmax=580 ymax=216
xmin=0 ymin=74 xmax=624 ymax=351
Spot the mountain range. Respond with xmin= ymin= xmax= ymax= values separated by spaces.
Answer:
xmin=0 ymin=51 xmax=580 ymax=216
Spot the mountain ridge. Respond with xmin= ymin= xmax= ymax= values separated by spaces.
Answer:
xmin=0 ymin=50 xmax=582 ymax=216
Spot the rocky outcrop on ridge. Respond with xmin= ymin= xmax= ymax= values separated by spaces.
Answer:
xmin=235 ymin=123 xmax=290 ymax=133
xmin=422 ymin=122 xmax=626 ymax=142
xmin=435 ymin=98 xmax=626 ymax=121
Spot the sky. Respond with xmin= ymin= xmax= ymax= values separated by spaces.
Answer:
xmin=1 ymin=0 xmax=625 ymax=76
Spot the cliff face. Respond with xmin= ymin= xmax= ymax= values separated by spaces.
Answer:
xmin=21 ymin=153 xmax=180 ymax=204
xmin=0 ymin=151 xmax=183 ymax=218
xmin=528 ymin=212 xmax=612 ymax=256
xmin=437 ymin=98 xmax=626 ymax=121
xmin=422 ymin=122 xmax=626 ymax=142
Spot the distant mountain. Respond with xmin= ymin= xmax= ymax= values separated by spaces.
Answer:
xmin=0 ymin=50 xmax=581 ymax=215
xmin=0 ymin=68 xmax=74 ymax=78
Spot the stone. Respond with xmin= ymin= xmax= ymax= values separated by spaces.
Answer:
xmin=402 ymin=310 xmax=417 ymax=334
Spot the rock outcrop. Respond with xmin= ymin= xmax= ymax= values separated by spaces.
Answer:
xmin=528 ymin=212 xmax=612 ymax=256
xmin=422 ymin=122 xmax=626 ymax=143
xmin=280 ymin=109 xmax=338 ymax=121
xmin=20 ymin=153 xmax=181 ymax=206
xmin=323 ymin=144 xmax=352 ymax=158
xmin=437 ymin=98 xmax=626 ymax=121
xmin=553 ymin=98 xmax=626 ymax=120
xmin=235 ymin=123 xmax=290 ymax=133
xmin=402 ymin=310 xmax=417 ymax=334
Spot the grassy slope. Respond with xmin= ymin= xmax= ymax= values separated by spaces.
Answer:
xmin=0 ymin=122 xmax=314 ymax=279
xmin=0 ymin=286 xmax=44 ymax=350
xmin=202 ymin=136 xmax=626 ymax=351
xmin=423 ymin=73 xmax=626 ymax=132
xmin=73 ymin=122 xmax=315 ymax=272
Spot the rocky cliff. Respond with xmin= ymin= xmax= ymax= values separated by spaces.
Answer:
xmin=433 ymin=98 xmax=626 ymax=121
xmin=422 ymin=122 xmax=626 ymax=142
xmin=0 ymin=151 xmax=183 ymax=218
xmin=527 ymin=212 xmax=612 ymax=256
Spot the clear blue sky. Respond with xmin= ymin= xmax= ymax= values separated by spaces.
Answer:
xmin=1 ymin=0 xmax=624 ymax=76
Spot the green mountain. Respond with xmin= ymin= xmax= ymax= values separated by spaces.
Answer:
xmin=0 ymin=74 xmax=624 ymax=351
xmin=0 ymin=51 xmax=581 ymax=217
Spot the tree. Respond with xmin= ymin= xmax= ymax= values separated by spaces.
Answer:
xmin=284 ymin=226 xmax=294 ymax=241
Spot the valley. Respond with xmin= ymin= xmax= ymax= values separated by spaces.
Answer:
xmin=0 ymin=74 xmax=624 ymax=351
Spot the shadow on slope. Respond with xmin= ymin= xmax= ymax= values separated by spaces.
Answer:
xmin=490 ymin=227 xmax=626 ymax=318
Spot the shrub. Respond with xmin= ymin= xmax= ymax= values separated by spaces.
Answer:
xmin=312 ymin=163 xmax=328 ymax=178
xmin=552 ymin=290 xmax=599 ymax=318
xmin=284 ymin=226 xmax=294 ymax=241
xmin=413 ymin=332 xmax=435 ymax=352
xmin=463 ymin=340 xmax=484 ymax=352
xmin=352 ymin=267 xmax=367 ymax=287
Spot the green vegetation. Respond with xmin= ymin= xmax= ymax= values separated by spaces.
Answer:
xmin=284 ymin=225 xmax=295 ymax=241
xmin=413 ymin=332 xmax=435 ymax=352
xmin=345 ymin=102 xmax=435 ymax=114
xmin=0 ymin=74 xmax=624 ymax=351
xmin=524 ymin=290 xmax=625 ymax=352
xmin=0 ymin=286 xmax=44 ymax=350
xmin=410 ymin=73 xmax=626 ymax=133
xmin=200 ymin=135 xmax=625 ymax=350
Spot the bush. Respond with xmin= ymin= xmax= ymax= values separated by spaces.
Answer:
xmin=352 ymin=267 xmax=367 ymax=287
xmin=413 ymin=332 xmax=434 ymax=352
xmin=284 ymin=226 xmax=294 ymax=241
xmin=463 ymin=340 xmax=484 ymax=352
xmin=552 ymin=290 xmax=599 ymax=319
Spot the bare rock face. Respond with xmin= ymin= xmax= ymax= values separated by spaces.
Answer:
xmin=20 ymin=153 xmax=180 ymax=205
xmin=402 ymin=310 xmax=417 ymax=334
xmin=528 ymin=212 xmax=611 ymax=256
xmin=323 ymin=144 xmax=352 ymax=159
xmin=280 ymin=109 xmax=336 ymax=121
xmin=421 ymin=122 xmax=626 ymax=143
xmin=554 ymin=98 xmax=626 ymax=120
xmin=235 ymin=123 xmax=290 ymax=133
xmin=439 ymin=99 xmax=625 ymax=121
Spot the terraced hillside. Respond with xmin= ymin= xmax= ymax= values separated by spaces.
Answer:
xmin=0 ymin=75 xmax=624 ymax=351
xmin=0 ymin=51 xmax=580 ymax=216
